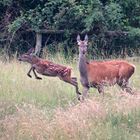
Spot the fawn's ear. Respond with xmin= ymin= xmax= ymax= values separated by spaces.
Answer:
xmin=77 ymin=34 xmax=81 ymax=45
xmin=26 ymin=48 xmax=35 ymax=55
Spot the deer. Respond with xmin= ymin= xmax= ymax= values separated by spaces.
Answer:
xmin=77 ymin=34 xmax=135 ymax=98
xmin=18 ymin=48 xmax=81 ymax=100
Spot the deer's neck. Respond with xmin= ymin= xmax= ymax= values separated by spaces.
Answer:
xmin=29 ymin=56 xmax=41 ymax=65
xmin=78 ymin=53 xmax=88 ymax=79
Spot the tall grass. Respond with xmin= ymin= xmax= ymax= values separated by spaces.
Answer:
xmin=0 ymin=55 xmax=140 ymax=140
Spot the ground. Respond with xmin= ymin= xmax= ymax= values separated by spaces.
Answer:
xmin=0 ymin=56 xmax=140 ymax=140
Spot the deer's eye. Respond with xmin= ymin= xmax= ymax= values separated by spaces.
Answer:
xmin=77 ymin=41 xmax=81 ymax=46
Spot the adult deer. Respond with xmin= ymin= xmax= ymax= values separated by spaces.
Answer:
xmin=77 ymin=35 xmax=135 ymax=98
xmin=18 ymin=48 xmax=81 ymax=100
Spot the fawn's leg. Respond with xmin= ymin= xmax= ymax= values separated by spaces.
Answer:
xmin=32 ymin=67 xmax=42 ymax=80
xmin=60 ymin=76 xmax=81 ymax=100
xmin=69 ymin=79 xmax=82 ymax=100
xmin=71 ymin=79 xmax=82 ymax=100
xmin=27 ymin=67 xmax=33 ymax=78
xmin=72 ymin=77 xmax=81 ymax=93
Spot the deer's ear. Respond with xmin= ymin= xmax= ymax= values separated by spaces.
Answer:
xmin=84 ymin=34 xmax=88 ymax=42
xmin=27 ymin=48 xmax=35 ymax=55
xmin=77 ymin=34 xmax=81 ymax=45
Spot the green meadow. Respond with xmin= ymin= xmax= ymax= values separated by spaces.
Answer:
xmin=0 ymin=55 xmax=140 ymax=140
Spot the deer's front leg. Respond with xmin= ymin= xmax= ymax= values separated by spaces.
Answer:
xmin=32 ymin=67 xmax=42 ymax=80
xmin=80 ymin=77 xmax=89 ymax=99
xmin=27 ymin=67 xmax=33 ymax=78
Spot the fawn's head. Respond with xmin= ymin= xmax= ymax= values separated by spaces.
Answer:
xmin=77 ymin=35 xmax=88 ymax=55
xmin=18 ymin=48 xmax=38 ymax=64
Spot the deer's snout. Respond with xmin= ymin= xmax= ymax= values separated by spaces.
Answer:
xmin=83 ymin=50 xmax=86 ymax=54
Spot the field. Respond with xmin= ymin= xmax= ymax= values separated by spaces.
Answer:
xmin=0 ymin=55 xmax=140 ymax=140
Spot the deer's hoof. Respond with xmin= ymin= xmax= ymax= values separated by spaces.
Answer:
xmin=27 ymin=74 xmax=32 ymax=78
xmin=78 ymin=97 xmax=81 ymax=101
xmin=78 ymin=92 xmax=82 ymax=95
xmin=36 ymin=77 xmax=42 ymax=80
xmin=77 ymin=96 xmax=85 ymax=102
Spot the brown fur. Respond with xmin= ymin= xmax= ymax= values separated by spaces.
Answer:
xmin=18 ymin=48 xmax=81 ymax=100
xmin=77 ymin=35 xmax=135 ymax=98
xmin=87 ymin=60 xmax=135 ymax=87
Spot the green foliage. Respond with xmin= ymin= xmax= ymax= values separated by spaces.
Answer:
xmin=126 ymin=27 xmax=140 ymax=52
xmin=0 ymin=0 xmax=12 ymax=6
xmin=105 ymin=2 xmax=124 ymax=30
xmin=118 ymin=0 xmax=140 ymax=27
xmin=0 ymin=0 xmax=140 ymax=57
xmin=8 ymin=16 xmax=25 ymax=32
xmin=128 ymin=27 xmax=140 ymax=39
xmin=84 ymin=0 xmax=104 ymax=30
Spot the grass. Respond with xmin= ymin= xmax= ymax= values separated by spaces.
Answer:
xmin=0 ymin=55 xmax=140 ymax=140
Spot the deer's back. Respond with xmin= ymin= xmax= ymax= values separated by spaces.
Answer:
xmin=102 ymin=60 xmax=135 ymax=79
xmin=35 ymin=60 xmax=71 ymax=77
xmin=87 ymin=62 xmax=119 ymax=84
xmin=87 ymin=60 xmax=135 ymax=85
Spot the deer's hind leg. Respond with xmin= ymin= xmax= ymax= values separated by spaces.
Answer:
xmin=117 ymin=79 xmax=133 ymax=94
xmin=91 ymin=83 xmax=105 ymax=96
xmin=68 ymin=80 xmax=82 ymax=100
xmin=60 ymin=76 xmax=81 ymax=100
xmin=97 ymin=85 xmax=105 ymax=96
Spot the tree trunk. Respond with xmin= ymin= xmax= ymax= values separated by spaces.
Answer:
xmin=35 ymin=32 xmax=42 ymax=56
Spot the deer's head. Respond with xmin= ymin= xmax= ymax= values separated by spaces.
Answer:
xmin=18 ymin=48 xmax=38 ymax=64
xmin=77 ymin=35 xmax=88 ymax=55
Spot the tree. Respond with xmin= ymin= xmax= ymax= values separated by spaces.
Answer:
xmin=0 ymin=0 xmax=140 ymax=58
